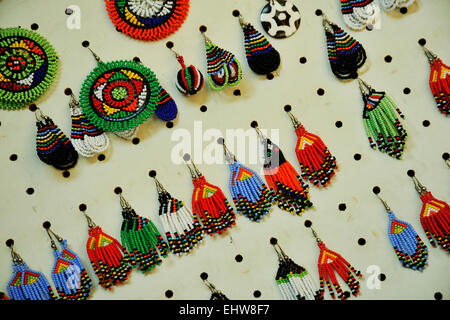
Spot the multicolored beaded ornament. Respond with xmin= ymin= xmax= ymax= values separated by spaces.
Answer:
xmin=185 ymin=155 xmax=236 ymax=235
xmin=167 ymin=42 xmax=204 ymax=96
xmin=219 ymin=138 xmax=274 ymax=222
xmin=251 ymin=121 xmax=313 ymax=216
xmin=408 ymin=170 xmax=449 ymax=253
xmin=322 ymin=14 xmax=367 ymax=80
xmin=150 ymin=171 xmax=204 ymax=255
xmin=105 ymin=0 xmax=190 ymax=41
xmin=421 ymin=45 xmax=449 ymax=115
xmin=339 ymin=0 xmax=379 ymax=30
xmin=0 ymin=27 xmax=58 ymax=110
xmin=34 ymin=107 xmax=79 ymax=170
xmin=284 ymin=105 xmax=337 ymax=188
xmin=118 ymin=191 xmax=168 ymax=272
xmin=79 ymin=43 xmax=177 ymax=132
xmin=201 ymin=274 xmax=229 ymax=300
xmin=379 ymin=0 xmax=415 ymax=12
xmin=234 ymin=10 xmax=280 ymax=75
xmin=270 ymin=238 xmax=321 ymax=300
xmin=310 ymin=228 xmax=362 ymax=300
xmin=43 ymin=221 xmax=93 ymax=300
xmin=260 ymin=0 xmax=301 ymax=39
xmin=358 ymin=78 xmax=407 ymax=159
xmin=201 ymin=28 xmax=242 ymax=91
xmin=373 ymin=189 xmax=428 ymax=270
xmin=6 ymin=239 xmax=57 ymax=300
xmin=66 ymin=88 xmax=110 ymax=158
xmin=80 ymin=207 xmax=132 ymax=290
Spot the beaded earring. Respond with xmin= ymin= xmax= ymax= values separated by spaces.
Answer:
xmin=408 ymin=170 xmax=449 ymax=252
xmin=233 ymin=10 xmax=281 ymax=75
xmin=310 ymin=228 xmax=362 ymax=300
xmin=421 ymin=45 xmax=449 ymax=115
xmin=251 ymin=121 xmax=313 ymax=216
xmin=167 ymin=42 xmax=204 ymax=96
xmin=270 ymin=238 xmax=321 ymax=300
xmin=104 ymin=0 xmax=190 ymax=41
xmin=42 ymin=221 xmax=93 ymax=300
xmin=373 ymin=189 xmax=428 ymax=270
xmin=339 ymin=0 xmax=380 ymax=30
xmin=117 ymin=190 xmax=168 ymax=272
xmin=34 ymin=107 xmax=79 ymax=170
xmin=358 ymin=78 xmax=407 ymax=159
xmin=6 ymin=239 xmax=57 ymax=300
xmin=0 ymin=292 xmax=8 ymax=300
xmin=150 ymin=171 xmax=204 ymax=255
xmin=185 ymin=154 xmax=236 ymax=235
xmin=284 ymin=105 xmax=337 ymax=188
xmin=201 ymin=274 xmax=229 ymax=300
xmin=322 ymin=13 xmax=367 ymax=80
xmin=219 ymin=138 xmax=274 ymax=222
xmin=80 ymin=207 xmax=131 ymax=290
xmin=379 ymin=0 xmax=415 ymax=12
xmin=260 ymin=0 xmax=301 ymax=39
xmin=0 ymin=27 xmax=58 ymax=110
xmin=200 ymin=27 xmax=242 ymax=91
xmin=66 ymin=88 xmax=110 ymax=157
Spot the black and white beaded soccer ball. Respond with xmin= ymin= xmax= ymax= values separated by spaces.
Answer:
xmin=260 ymin=0 xmax=301 ymax=39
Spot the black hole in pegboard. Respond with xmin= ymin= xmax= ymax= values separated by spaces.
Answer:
xmin=304 ymin=220 xmax=312 ymax=228
xmin=29 ymin=104 xmax=37 ymax=112
xmin=43 ymin=221 xmax=51 ymax=229
xmin=30 ymin=23 xmax=39 ymax=30
xmin=384 ymin=55 xmax=392 ymax=63
xmin=418 ymin=38 xmax=426 ymax=46
xmin=335 ymin=121 xmax=343 ymax=128
xmin=64 ymin=88 xmax=72 ymax=96
xmin=266 ymin=73 xmax=274 ymax=80
xmin=366 ymin=24 xmax=374 ymax=31
xmin=358 ymin=238 xmax=366 ymax=246
xmin=343 ymin=291 xmax=351 ymax=299
xmin=400 ymin=7 xmax=408 ymax=14
xmin=317 ymin=88 xmax=325 ymax=96
xmin=199 ymin=25 xmax=207 ymax=33
xmin=422 ymin=120 xmax=430 ymax=127
xmin=98 ymin=154 xmax=106 ymax=161
xmin=132 ymin=137 xmax=140 ymax=145
xmin=6 ymin=239 xmax=14 ymax=247
xmin=299 ymin=57 xmax=307 ymax=64
xmin=82 ymin=40 xmax=89 ymax=47
xmin=315 ymin=9 xmax=322 ymax=16
xmin=183 ymin=153 xmax=191 ymax=161
xmin=233 ymin=89 xmax=241 ymax=96
xmin=79 ymin=203 xmax=87 ymax=211
xmin=65 ymin=8 xmax=73 ymax=15
xmin=26 ymin=188 xmax=34 ymax=195
xmin=149 ymin=170 xmax=157 ymax=178
xmin=338 ymin=203 xmax=347 ymax=211
xmin=166 ymin=121 xmax=174 ymax=129
xmin=403 ymin=87 xmax=411 ymax=95
xmin=372 ymin=186 xmax=381 ymax=194
xmin=62 ymin=170 xmax=70 ymax=178
xmin=407 ymin=169 xmax=415 ymax=177
xmin=9 ymin=154 xmax=18 ymax=161
xmin=200 ymin=272 xmax=208 ymax=280
xmin=253 ymin=290 xmax=261 ymax=298
xmin=354 ymin=153 xmax=362 ymax=161
xmin=378 ymin=273 xmax=386 ymax=281
xmin=284 ymin=105 xmax=292 ymax=112
xmin=133 ymin=57 xmax=141 ymax=63
xmin=232 ymin=10 xmax=240 ymax=17
xmin=165 ymin=290 xmax=173 ymax=299
xmin=250 ymin=121 xmax=258 ymax=128
xmin=270 ymin=237 xmax=278 ymax=245
xmin=443 ymin=152 xmax=449 ymax=160
xmin=434 ymin=292 xmax=443 ymax=300
xmin=166 ymin=41 xmax=174 ymax=49
xmin=200 ymin=105 xmax=207 ymax=112
xmin=217 ymin=137 xmax=224 ymax=145
xmin=235 ymin=254 xmax=243 ymax=263
xmin=114 ymin=187 xmax=122 ymax=194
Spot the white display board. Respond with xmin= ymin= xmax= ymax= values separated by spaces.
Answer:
xmin=0 ymin=0 xmax=449 ymax=300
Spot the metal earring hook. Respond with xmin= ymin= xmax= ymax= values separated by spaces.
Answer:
xmin=85 ymin=46 xmax=102 ymax=63
xmin=287 ymin=111 xmax=301 ymax=129
xmin=310 ymin=227 xmax=321 ymax=243
xmin=411 ymin=176 xmax=427 ymax=196
xmin=357 ymin=77 xmax=371 ymax=97
xmin=422 ymin=46 xmax=437 ymax=63
xmin=375 ymin=193 xmax=391 ymax=212
xmin=221 ymin=139 xmax=236 ymax=163
xmin=200 ymin=30 xmax=211 ymax=44
xmin=34 ymin=107 xmax=46 ymax=122
xmin=119 ymin=193 xmax=132 ymax=211
xmin=6 ymin=240 xmax=23 ymax=265
xmin=81 ymin=211 xmax=96 ymax=229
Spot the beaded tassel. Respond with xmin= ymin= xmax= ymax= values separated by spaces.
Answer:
xmin=311 ymin=229 xmax=362 ymax=300
xmin=6 ymin=240 xmax=57 ymax=300
xmin=323 ymin=14 xmax=367 ymax=80
xmin=201 ymin=31 xmax=242 ymax=91
xmin=35 ymin=107 xmax=79 ymax=170
xmin=43 ymin=222 xmax=93 ymax=300
xmin=339 ymin=0 xmax=380 ymax=30
xmin=168 ymin=45 xmax=204 ymax=96
xmin=220 ymin=139 xmax=274 ymax=222
xmin=68 ymin=90 xmax=109 ymax=157
xmin=379 ymin=0 xmax=415 ymax=11
xmin=81 ymin=210 xmax=131 ymax=290
xmin=155 ymin=85 xmax=178 ymax=121
xmin=0 ymin=292 xmax=8 ymax=300
xmin=285 ymin=106 xmax=337 ymax=187
xmin=422 ymin=46 xmax=450 ymax=115
xmin=271 ymin=238 xmax=321 ymax=300
xmin=409 ymin=172 xmax=450 ymax=252
xmin=151 ymin=173 xmax=204 ymax=255
xmin=358 ymin=78 xmax=407 ymax=159
xmin=374 ymin=192 xmax=428 ymax=270
xmin=186 ymin=158 xmax=236 ymax=235
xmin=235 ymin=12 xmax=280 ymax=75
xmin=252 ymin=122 xmax=313 ymax=216
xmin=118 ymin=192 xmax=168 ymax=272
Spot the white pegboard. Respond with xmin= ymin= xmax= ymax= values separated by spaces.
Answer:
xmin=0 ymin=0 xmax=449 ymax=300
